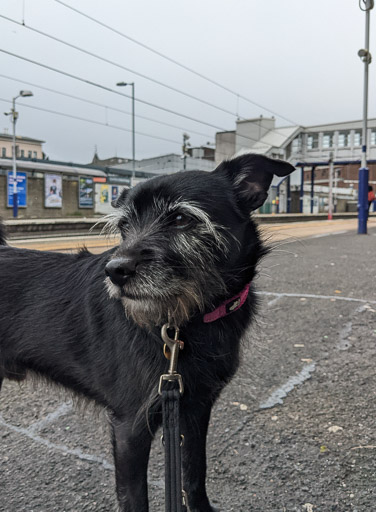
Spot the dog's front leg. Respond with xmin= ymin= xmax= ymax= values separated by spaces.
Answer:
xmin=111 ymin=415 xmax=152 ymax=512
xmin=181 ymin=403 xmax=219 ymax=512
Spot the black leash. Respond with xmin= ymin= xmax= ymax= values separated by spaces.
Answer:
xmin=159 ymin=324 xmax=186 ymax=512
xmin=161 ymin=384 xmax=183 ymax=512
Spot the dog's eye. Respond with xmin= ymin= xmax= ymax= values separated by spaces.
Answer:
xmin=118 ymin=220 xmax=128 ymax=232
xmin=172 ymin=213 xmax=192 ymax=229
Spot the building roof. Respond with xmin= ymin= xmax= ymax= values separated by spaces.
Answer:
xmin=0 ymin=133 xmax=45 ymax=144
xmin=301 ymin=118 xmax=376 ymax=130
xmin=0 ymin=158 xmax=106 ymax=177
xmin=236 ymin=125 xmax=301 ymax=155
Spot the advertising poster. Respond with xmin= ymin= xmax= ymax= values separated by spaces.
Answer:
xmin=111 ymin=185 xmax=119 ymax=203
xmin=79 ymin=176 xmax=94 ymax=208
xmin=100 ymin=184 xmax=109 ymax=203
xmin=45 ymin=174 xmax=62 ymax=208
xmin=7 ymin=171 xmax=27 ymax=207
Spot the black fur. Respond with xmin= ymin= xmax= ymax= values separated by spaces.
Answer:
xmin=0 ymin=154 xmax=294 ymax=512
xmin=0 ymin=221 xmax=7 ymax=246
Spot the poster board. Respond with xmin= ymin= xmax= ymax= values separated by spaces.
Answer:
xmin=79 ymin=176 xmax=94 ymax=208
xmin=45 ymin=174 xmax=62 ymax=208
xmin=7 ymin=171 xmax=27 ymax=208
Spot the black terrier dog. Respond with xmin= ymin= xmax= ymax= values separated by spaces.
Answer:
xmin=0 ymin=154 xmax=294 ymax=512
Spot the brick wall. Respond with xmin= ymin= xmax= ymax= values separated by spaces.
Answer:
xmin=303 ymin=162 xmax=376 ymax=188
xmin=0 ymin=174 xmax=95 ymax=219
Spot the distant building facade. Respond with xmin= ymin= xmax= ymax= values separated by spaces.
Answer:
xmin=111 ymin=152 xmax=216 ymax=176
xmin=215 ymin=117 xmax=376 ymax=213
xmin=91 ymin=152 xmax=133 ymax=167
xmin=0 ymin=156 xmax=143 ymax=220
xmin=0 ymin=132 xmax=45 ymax=160
xmin=187 ymin=145 xmax=215 ymax=161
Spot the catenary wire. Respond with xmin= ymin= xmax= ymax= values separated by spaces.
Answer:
xmin=1 ymin=49 xmax=296 ymax=149
xmin=0 ymin=73 xmax=214 ymax=140
xmin=0 ymin=98 xmax=182 ymax=145
xmin=0 ymin=15 xmax=299 ymax=142
xmin=0 ymin=48 xmax=229 ymax=133
xmin=53 ymin=0 xmax=299 ymax=126
xmin=0 ymin=14 xmax=243 ymax=121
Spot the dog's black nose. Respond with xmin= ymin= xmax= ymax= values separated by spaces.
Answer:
xmin=105 ymin=257 xmax=138 ymax=286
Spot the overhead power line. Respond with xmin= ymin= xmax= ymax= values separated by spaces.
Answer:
xmin=53 ymin=0 xmax=299 ymax=126
xmin=0 ymin=73 xmax=214 ymax=140
xmin=0 ymin=97 xmax=182 ymax=145
xmin=0 ymin=48 xmax=228 ymax=132
xmin=0 ymin=50 xmax=292 ymax=148
xmin=0 ymin=14 xmax=242 ymax=120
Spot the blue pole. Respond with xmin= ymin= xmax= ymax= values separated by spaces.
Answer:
xmin=310 ymin=166 xmax=315 ymax=214
xmin=12 ymin=191 xmax=18 ymax=218
xmin=357 ymin=1 xmax=373 ymax=232
xmin=300 ymin=167 xmax=304 ymax=213
xmin=287 ymin=175 xmax=291 ymax=213
xmin=358 ymin=166 xmax=369 ymax=234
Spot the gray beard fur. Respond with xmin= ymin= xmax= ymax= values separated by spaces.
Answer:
xmin=105 ymin=272 xmax=227 ymax=329
xmin=104 ymin=198 xmax=232 ymax=328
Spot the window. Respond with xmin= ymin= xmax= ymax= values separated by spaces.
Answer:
xmin=322 ymin=132 xmax=333 ymax=149
xmin=354 ymin=131 xmax=361 ymax=146
xmin=307 ymin=133 xmax=319 ymax=149
xmin=371 ymin=130 xmax=376 ymax=145
xmin=291 ymin=136 xmax=302 ymax=153
xmin=338 ymin=131 xmax=350 ymax=148
xmin=33 ymin=151 xmax=37 ymax=158
xmin=20 ymin=149 xmax=25 ymax=158
xmin=1 ymin=147 xmax=6 ymax=157
xmin=28 ymin=150 xmax=32 ymax=158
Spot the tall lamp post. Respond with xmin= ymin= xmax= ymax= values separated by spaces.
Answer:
xmin=4 ymin=90 xmax=33 ymax=218
xmin=116 ymin=82 xmax=135 ymax=179
xmin=358 ymin=0 xmax=374 ymax=234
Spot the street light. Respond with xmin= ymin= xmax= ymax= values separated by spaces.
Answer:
xmin=116 ymin=82 xmax=135 ymax=178
xmin=4 ymin=90 xmax=33 ymax=218
xmin=182 ymin=133 xmax=190 ymax=171
xmin=357 ymin=0 xmax=374 ymax=234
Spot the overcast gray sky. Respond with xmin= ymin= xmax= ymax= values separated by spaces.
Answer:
xmin=1 ymin=0 xmax=375 ymax=164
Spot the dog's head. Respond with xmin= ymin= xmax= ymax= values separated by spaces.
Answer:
xmin=104 ymin=154 xmax=294 ymax=327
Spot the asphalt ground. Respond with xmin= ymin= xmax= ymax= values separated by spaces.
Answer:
xmin=1 ymin=220 xmax=376 ymax=512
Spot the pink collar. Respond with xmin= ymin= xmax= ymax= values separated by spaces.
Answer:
xmin=203 ymin=282 xmax=251 ymax=323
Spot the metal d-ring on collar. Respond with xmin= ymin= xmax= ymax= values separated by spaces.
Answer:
xmin=158 ymin=323 xmax=184 ymax=395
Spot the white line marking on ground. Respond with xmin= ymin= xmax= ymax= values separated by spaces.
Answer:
xmin=0 ymin=411 xmax=165 ymax=490
xmin=0 ymin=413 xmax=113 ymax=469
xmin=257 ymin=291 xmax=376 ymax=305
xmin=259 ymin=363 xmax=316 ymax=410
xmin=309 ymin=230 xmax=348 ymax=239
xmin=267 ymin=294 xmax=283 ymax=307
xmin=28 ymin=402 xmax=72 ymax=433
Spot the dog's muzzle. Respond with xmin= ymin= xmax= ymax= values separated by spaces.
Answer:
xmin=105 ymin=257 xmax=137 ymax=287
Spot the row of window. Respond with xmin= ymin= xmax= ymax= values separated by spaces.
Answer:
xmin=292 ymin=129 xmax=376 ymax=151
xmin=1 ymin=147 xmax=38 ymax=159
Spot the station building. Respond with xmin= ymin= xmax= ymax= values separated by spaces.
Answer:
xmin=215 ymin=117 xmax=376 ymax=213
xmin=0 ymin=134 xmax=156 ymax=220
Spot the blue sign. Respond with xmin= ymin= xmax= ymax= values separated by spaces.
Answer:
xmin=7 ymin=171 xmax=27 ymax=207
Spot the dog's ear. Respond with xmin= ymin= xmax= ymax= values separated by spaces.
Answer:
xmin=213 ymin=154 xmax=295 ymax=212
xmin=111 ymin=187 xmax=129 ymax=209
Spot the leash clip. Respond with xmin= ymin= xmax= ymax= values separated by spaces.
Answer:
xmin=159 ymin=323 xmax=184 ymax=395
